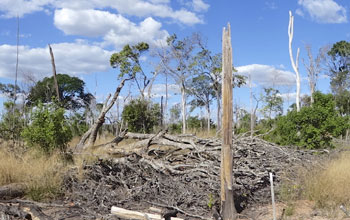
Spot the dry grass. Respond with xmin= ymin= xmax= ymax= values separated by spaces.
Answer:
xmin=305 ymin=152 xmax=350 ymax=209
xmin=279 ymin=150 xmax=350 ymax=217
xmin=0 ymin=147 xmax=66 ymax=201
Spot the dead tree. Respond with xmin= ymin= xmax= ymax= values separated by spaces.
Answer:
xmin=75 ymin=77 xmax=131 ymax=150
xmin=288 ymin=11 xmax=301 ymax=112
xmin=302 ymin=45 xmax=328 ymax=105
xmin=48 ymin=44 xmax=60 ymax=101
xmin=221 ymin=23 xmax=237 ymax=220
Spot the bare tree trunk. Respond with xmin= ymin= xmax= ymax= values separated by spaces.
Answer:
xmin=48 ymin=44 xmax=60 ymax=101
xmin=288 ymin=11 xmax=301 ymax=112
xmin=221 ymin=23 xmax=237 ymax=220
xmin=181 ymin=84 xmax=186 ymax=134
xmin=76 ymin=78 xmax=130 ymax=150
xmin=216 ymin=90 xmax=221 ymax=131
xmin=206 ymin=103 xmax=210 ymax=133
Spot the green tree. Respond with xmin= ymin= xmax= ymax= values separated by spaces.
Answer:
xmin=22 ymin=102 xmax=72 ymax=153
xmin=122 ymin=98 xmax=161 ymax=133
xmin=327 ymin=40 xmax=350 ymax=116
xmin=261 ymin=87 xmax=283 ymax=119
xmin=158 ymin=33 xmax=202 ymax=134
xmin=270 ymin=92 xmax=347 ymax=149
xmin=0 ymin=101 xmax=26 ymax=140
xmin=27 ymin=74 xmax=93 ymax=110
xmin=110 ymin=42 xmax=150 ymax=98
xmin=188 ymin=74 xmax=216 ymax=132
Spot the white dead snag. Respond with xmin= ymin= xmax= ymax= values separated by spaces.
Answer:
xmin=48 ymin=44 xmax=60 ymax=101
xmin=221 ymin=23 xmax=237 ymax=220
xmin=288 ymin=11 xmax=301 ymax=112
xmin=75 ymin=77 xmax=131 ymax=150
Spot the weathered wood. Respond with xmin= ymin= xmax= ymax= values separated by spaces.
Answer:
xmin=288 ymin=11 xmax=301 ymax=112
xmin=111 ymin=206 xmax=183 ymax=220
xmin=221 ymin=23 xmax=237 ymax=219
xmin=75 ymin=77 xmax=131 ymax=150
xmin=48 ymin=44 xmax=60 ymax=101
xmin=0 ymin=183 xmax=26 ymax=199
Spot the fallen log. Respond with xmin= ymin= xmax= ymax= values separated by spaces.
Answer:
xmin=0 ymin=183 xmax=26 ymax=199
xmin=111 ymin=206 xmax=183 ymax=220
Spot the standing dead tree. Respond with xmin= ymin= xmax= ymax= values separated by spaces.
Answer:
xmin=48 ymin=44 xmax=60 ymax=101
xmin=75 ymin=77 xmax=132 ymax=150
xmin=221 ymin=23 xmax=237 ymax=220
xmin=288 ymin=10 xmax=301 ymax=112
xmin=302 ymin=45 xmax=328 ymax=105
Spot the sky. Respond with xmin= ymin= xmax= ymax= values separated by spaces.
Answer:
xmin=0 ymin=0 xmax=349 ymax=120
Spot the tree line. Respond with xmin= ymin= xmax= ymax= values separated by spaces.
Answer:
xmin=1 ymin=32 xmax=350 ymax=151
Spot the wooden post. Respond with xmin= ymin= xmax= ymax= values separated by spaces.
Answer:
xmin=221 ymin=23 xmax=237 ymax=220
xmin=270 ymin=173 xmax=276 ymax=220
xmin=49 ymin=44 xmax=60 ymax=101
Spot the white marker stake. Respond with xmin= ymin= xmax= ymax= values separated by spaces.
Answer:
xmin=270 ymin=172 xmax=276 ymax=220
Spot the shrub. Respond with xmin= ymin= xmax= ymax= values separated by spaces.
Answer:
xmin=268 ymin=92 xmax=347 ymax=149
xmin=122 ymin=98 xmax=161 ymax=133
xmin=22 ymin=102 xmax=72 ymax=153
xmin=0 ymin=101 xmax=26 ymax=141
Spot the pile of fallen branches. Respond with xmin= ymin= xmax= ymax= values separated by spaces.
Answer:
xmin=64 ymin=132 xmax=322 ymax=219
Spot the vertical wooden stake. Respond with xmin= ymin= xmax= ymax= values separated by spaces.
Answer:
xmin=49 ymin=44 xmax=60 ymax=101
xmin=221 ymin=23 xmax=237 ymax=220
xmin=270 ymin=173 xmax=276 ymax=220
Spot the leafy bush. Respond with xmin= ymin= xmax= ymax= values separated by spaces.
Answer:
xmin=22 ymin=103 xmax=72 ymax=153
xmin=268 ymin=92 xmax=347 ymax=149
xmin=0 ymin=101 xmax=26 ymax=141
xmin=122 ymin=98 xmax=161 ymax=133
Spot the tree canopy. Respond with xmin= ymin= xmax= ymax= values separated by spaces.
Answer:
xmin=27 ymin=73 xmax=93 ymax=110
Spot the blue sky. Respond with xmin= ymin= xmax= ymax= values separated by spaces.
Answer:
xmin=0 ymin=0 xmax=349 ymax=119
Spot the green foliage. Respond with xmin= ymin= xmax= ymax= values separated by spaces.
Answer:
xmin=261 ymin=87 xmax=283 ymax=119
xmin=27 ymin=74 xmax=93 ymax=110
xmin=0 ymin=83 xmax=22 ymax=100
xmin=169 ymin=103 xmax=181 ymax=122
xmin=186 ymin=116 xmax=214 ymax=130
xmin=268 ymin=92 xmax=347 ymax=149
xmin=110 ymin=42 xmax=149 ymax=78
xmin=168 ymin=123 xmax=182 ymax=134
xmin=328 ymin=40 xmax=350 ymax=116
xmin=21 ymin=103 xmax=72 ymax=153
xmin=0 ymin=102 xmax=26 ymax=140
xmin=122 ymin=98 xmax=161 ymax=133
xmin=68 ymin=113 xmax=89 ymax=137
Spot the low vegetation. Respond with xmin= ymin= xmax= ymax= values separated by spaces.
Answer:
xmin=279 ymin=150 xmax=350 ymax=217
xmin=0 ymin=146 xmax=66 ymax=201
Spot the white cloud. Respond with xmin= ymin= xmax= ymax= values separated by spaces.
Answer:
xmin=295 ymin=8 xmax=304 ymax=17
xmin=236 ymin=64 xmax=296 ymax=87
xmin=0 ymin=0 xmax=205 ymax=25
xmin=54 ymin=9 xmax=169 ymax=49
xmin=0 ymin=41 xmax=112 ymax=80
xmin=0 ymin=0 xmax=52 ymax=18
xmin=192 ymin=0 xmax=209 ymax=12
xmin=297 ymin=0 xmax=347 ymax=23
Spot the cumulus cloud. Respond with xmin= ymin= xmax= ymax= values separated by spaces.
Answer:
xmin=0 ymin=41 xmax=112 ymax=80
xmin=297 ymin=0 xmax=347 ymax=23
xmin=0 ymin=0 xmax=205 ymax=25
xmin=236 ymin=64 xmax=296 ymax=87
xmin=54 ymin=9 xmax=169 ymax=49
